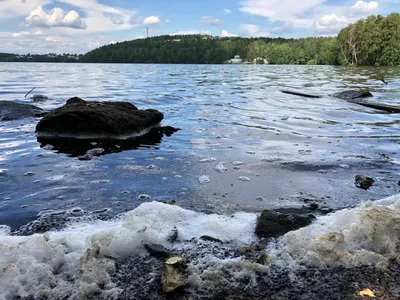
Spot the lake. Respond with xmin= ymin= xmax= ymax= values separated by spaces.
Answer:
xmin=1 ymin=63 xmax=400 ymax=229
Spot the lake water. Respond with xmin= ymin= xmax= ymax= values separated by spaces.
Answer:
xmin=1 ymin=63 xmax=400 ymax=229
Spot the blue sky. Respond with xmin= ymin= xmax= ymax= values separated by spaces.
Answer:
xmin=0 ymin=0 xmax=397 ymax=54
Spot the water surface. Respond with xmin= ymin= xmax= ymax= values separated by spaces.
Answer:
xmin=0 ymin=63 xmax=399 ymax=228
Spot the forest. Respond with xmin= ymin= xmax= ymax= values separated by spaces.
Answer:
xmin=1 ymin=13 xmax=399 ymax=66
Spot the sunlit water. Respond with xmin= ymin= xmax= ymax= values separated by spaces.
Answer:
xmin=0 ymin=63 xmax=399 ymax=229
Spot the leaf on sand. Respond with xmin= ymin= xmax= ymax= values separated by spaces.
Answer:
xmin=137 ymin=226 xmax=147 ymax=233
xmin=359 ymin=288 xmax=375 ymax=297
xmin=166 ymin=256 xmax=184 ymax=265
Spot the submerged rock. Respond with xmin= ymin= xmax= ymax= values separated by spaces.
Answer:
xmin=36 ymin=98 xmax=164 ymax=137
xmin=255 ymin=210 xmax=316 ymax=238
xmin=355 ymin=175 xmax=375 ymax=190
xmin=331 ymin=90 xmax=373 ymax=100
xmin=0 ymin=101 xmax=46 ymax=121
xmin=31 ymin=95 xmax=49 ymax=102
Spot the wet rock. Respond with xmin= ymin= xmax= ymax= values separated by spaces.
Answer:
xmin=255 ymin=210 xmax=316 ymax=238
xmin=137 ymin=194 xmax=151 ymax=201
xmin=36 ymin=98 xmax=164 ymax=137
xmin=168 ymin=227 xmax=178 ymax=243
xmin=0 ymin=101 xmax=46 ymax=121
xmin=331 ymin=90 xmax=373 ymax=100
xmin=31 ymin=95 xmax=48 ymax=101
xmin=163 ymin=264 xmax=185 ymax=293
xmin=355 ymin=175 xmax=375 ymax=190
xmin=200 ymin=235 xmax=223 ymax=243
xmin=66 ymin=97 xmax=86 ymax=105
xmin=144 ymin=243 xmax=170 ymax=258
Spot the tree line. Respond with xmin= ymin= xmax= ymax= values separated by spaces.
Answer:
xmin=1 ymin=13 xmax=399 ymax=66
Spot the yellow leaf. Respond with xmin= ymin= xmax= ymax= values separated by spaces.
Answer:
xmin=166 ymin=256 xmax=184 ymax=265
xmin=359 ymin=288 xmax=375 ymax=297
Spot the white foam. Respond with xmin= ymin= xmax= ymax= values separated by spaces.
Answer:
xmin=267 ymin=194 xmax=400 ymax=269
xmin=0 ymin=202 xmax=256 ymax=299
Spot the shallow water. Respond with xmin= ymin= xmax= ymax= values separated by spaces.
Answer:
xmin=0 ymin=63 xmax=400 ymax=228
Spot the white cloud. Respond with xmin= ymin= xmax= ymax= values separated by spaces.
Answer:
xmin=0 ymin=0 xmax=52 ymax=19
xmin=351 ymin=1 xmax=379 ymax=14
xmin=201 ymin=16 xmax=224 ymax=26
xmin=224 ymin=9 xmax=232 ymax=15
xmin=240 ymin=0 xmax=323 ymax=27
xmin=143 ymin=16 xmax=161 ymax=25
xmin=271 ymin=21 xmax=294 ymax=34
xmin=165 ymin=19 xmax=171 ymax=24
xmin=11 ymin=30 xmax=44 ymax=38
xmin=239 ymin=24 xmax=269 ymax=37
xmin=313 ymin=14 xmax=349 ymax=33
xmin=56 ymin=0 xmax=138 ymax=33
xmin=26 ymin=6 xmax=87 ymax=29
xmin=221 ymin=30 xmax=238 ymax=37
xmin=171 ymin=30 xmax=211 ymax=36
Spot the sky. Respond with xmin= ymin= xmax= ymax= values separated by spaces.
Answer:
xmin=0 ymin=0 xmax=398 ymax=54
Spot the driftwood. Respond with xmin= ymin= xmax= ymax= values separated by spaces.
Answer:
xmin=281 ymin=89 xmax=400 ymax=113
xmin=281 ymin=90 xmax=321 ymax=98
xmin=24 ymin=87 xmax=36 ymax=98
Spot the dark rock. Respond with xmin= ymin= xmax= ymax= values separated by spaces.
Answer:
xmin=331 ymin=90 xmax=373 ymax=100
xmin=36 ymin=98 xmax=164 ymax=137
xmin=200 ymin=235 xmax=223 ymax=243
xmin=318 ymin=206 xmax=334 ymax=214
xmin=255 ymin=210 xmax=316 ymax=238
xmin=66 ymin=97 xmax=86 ymax=105
xmin=308 ymin=203 xmax=319 ymax=211
xmin=144 ymin=243 xmax=170 ymax=258
xmin=0 ymin=101 xmax=46 ymax=121
xmin=31 ymin=95 xmax=49 ymax=101
xmin=355 ymin=175 xmax=375 ymax=190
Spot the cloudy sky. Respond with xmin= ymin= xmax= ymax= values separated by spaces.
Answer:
xmin=0 ymin=0 xmax=397 ymax=54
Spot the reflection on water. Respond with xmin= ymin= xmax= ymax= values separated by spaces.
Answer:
xmin=0 ymin=63 xmax=399 ymax=228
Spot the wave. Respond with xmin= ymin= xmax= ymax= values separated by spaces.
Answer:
xmin=0 ymin=195 xmax=399 ymax=299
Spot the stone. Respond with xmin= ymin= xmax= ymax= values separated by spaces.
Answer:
xmin=255 ymin=210 xmax=316 ymax=238
xmin=36 ymin=98 xmax=164 ymax=137
xmin=355 ymin=175 xmax=375 ymax=190
xmin=0 ymin=101 xmax=46 ymax=121
xmin=163 ymin=265 xmax=185 ymax=293
xmin=31 ymin=95 xmax=49 ymax=101
xmin=331 ymin=90 xmax=373 ymax=100
xmin=200 ymin=235 xmax=223 ymax=243
xmin=144 ymin=243 xmax=170 ymax=258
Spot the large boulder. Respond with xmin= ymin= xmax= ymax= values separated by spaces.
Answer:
xmin=331 ymin=90 xmax=373 ymax=100
xmin=36 ymin=98 xmax=164 ymax=137
xmin=0 ymin=101 xmax=46 ymax=121
xmin=255 ymin=210 xmax=316 ymax=238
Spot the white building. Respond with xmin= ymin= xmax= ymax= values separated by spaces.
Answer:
xmin=227 ymin=55 xmax=242 ymax=64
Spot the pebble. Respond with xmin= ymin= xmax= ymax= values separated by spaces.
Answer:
xmin=24 ymin=172 xmax=35 ymax=176
xmin=200 ymin=158 xmax=217 ymax=163
xmin=137 ymin=194 xmax=151 ymax=201
xmin=214 ymin=162 xmax=228 ymax=173
xmin=246 ymin=150 xmax=256 ymax=154
xmin=319 ymin=170 xmax=328 ymax=174
xmin=43 ymin=144 xmax=54 ymax=150
xmin=238 ymin=176 xmax=251 ymax=182
xmin=231 ymin=161 xmax=244 ymax=166
xmin=339 ymin=164 xmax=351 ymax=170
xmin=147 ymin=165 xmax=158 ymax=169
xmin=87 ymin=148 xmax=105 ymax=156
xmin=256 ymin=196 xmax=265 ymax=201
xmin=21 ymin=205 xmax=28 ymax=208
xmin=198 ymin=175 xmax=210 ymax=184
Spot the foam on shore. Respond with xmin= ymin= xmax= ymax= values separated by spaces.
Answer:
xmin=1 ymin=195 xmax=400 ymax=299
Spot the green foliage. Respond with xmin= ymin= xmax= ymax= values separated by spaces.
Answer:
xmin=0 ymin=53 xmax=81 ymax=62
xmin=337 ymin=13 xmax=400 ymax=66
xmin=1 ymin=13 xmax=399 ymax=66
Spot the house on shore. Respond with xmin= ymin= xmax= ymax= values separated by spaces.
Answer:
xmin=226 ymin=55 xmax=243 ymax=64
